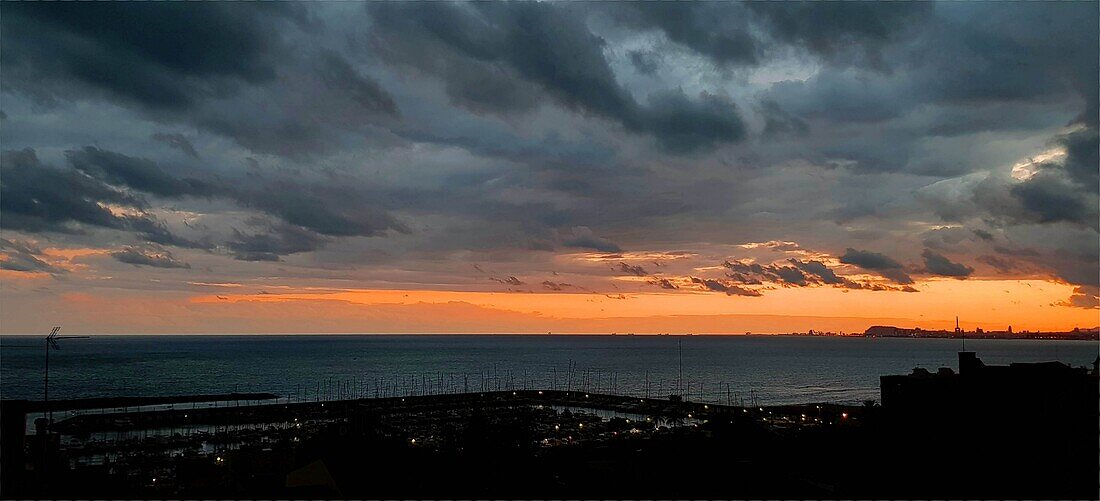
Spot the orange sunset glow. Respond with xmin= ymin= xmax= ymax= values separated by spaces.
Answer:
xmin=1 ymin=240 xmax=1094 ymax=334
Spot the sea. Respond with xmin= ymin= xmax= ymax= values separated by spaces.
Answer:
xmin=1 ymin=335 xmax=1096 ymax=406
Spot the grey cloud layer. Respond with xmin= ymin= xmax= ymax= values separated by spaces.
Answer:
xmin=111 ymin=245 xmax=191 ymax=269
xmin=1 ymin=2 xmax=397 ymax=159
xmin=368 ymin=2 xmax=746 ymax=153
xmin=0 ymin=2 xmax=1095 ymax=307
xmin=921 ymin=249 xmax=974 ymax=278
xmin=0 ymin=238 xmax=66 ymax=274
xmin=839 ymin=249 xmax=913 ymax=285
xmin=1 ymin=146 xmax=404 ymax=260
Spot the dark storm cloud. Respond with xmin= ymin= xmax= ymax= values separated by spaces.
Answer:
xmin=748 ymin=2 xmax=932 ymax=69
xmin=618 ymin=263 xmax=648 ymax=277
xmin=542 ymin=281 xmax=573 ymax=291
xmin=67 ymin=147 xmax=219 ymax=198
xmin=0 ymin=2 xmax=293 ymax=109
xmin=383 ymin=2 xmax=634 ymax=118
xmin=1059 ymin=286 xmax=1099 ymax=309
xmin=399 ymin=128 xmax=616 ymax=173
xmin=771 ymin=266 xmax=809 ymax=286
xmin=920 ymin=249 xmax=974 ymax=278
xmin=314 ymin=50 xmax=398 ymax=118
xmin=719 ymin=258 xmax=904 ymax=293
xmin=368 ymin=2 xmax=745 ymax=152
xmin=2 ymin=147 xmax=402 ymax=258
xmin=441 ymin=60 xmax=544 ymax=116
xmin=628 ymin=50 xmax=660 ymax=76
xmin=186 ymin=53 xmax=399 ymax=159
xmin=124 ymin=215 xmax=213 ymax=250
xmin=765 ymin=71 xmax=914 ymax=128
xmin=758 ymin=100 xmax=809 ymax=138
xmin=838 ymin=249 xmax=902 ymax=271
xmin=928 ymin=4 xmax=1097 ymax=109
xmin=364 ymin=162 xmax=675 ymax=257
xmin=1046 ymin=247 xmax=1100 ymax=289
xmin=609 ymin=2 xmax=758 ymax=66
xmin=920 ymin=226 xmax=978 ymax=251
xmin=864 ymin=283 xmax=920 ymax=293
xmin=69 ymin=146 xmax=406 ymax=240
xmin=227 ymin=223 xmax=328 ymax=262
xmin=111 ymin=245 xmax=190 ymax=269
xmin=994 ymin=246 xmax=1039 ymax=258
xmin=968 ymin=124 xmax=1100 ymax=233
xmin=690 ymin=277 xmax=761 ymax=297
xmin=648 ymin=278 xmax=678 ymax=290
xmin=561 ymin=227 xmax=621 ymax=253
xmin=0 ymin=238 xmax=65 ymax=274
xmin=0 ymin=148 xmax=149 ymax=233
xmin=839 ymin=248 xmax=913 ymax=285
xmin=723 ymin=260 xmax=809 ymax=287
xmin=976 ymin=255 xmax=1025 ymax=274
xmin=235 ymin=181 xmax=406 ymax=239
xmin=491 ymin=276 xmax=525 ymax=286
xmin=972 ymin=229 xmax=994 ymax=241
xmin=643 ymin=91 xmax=746 ymax=153
xmin=1008 ymin=173 xmax=1096 ymax=228
xmin=1060 ymin=126 xmax=1100 ymax=191
xmin=723 ymin=260 xmax=765 ymax=276
xmin=788 ymin=259 xmax=846 ymax=285
xmin=151 ymin=133 xmax=200 ymax=158
xmin=0 ymin=239 xmax=43 ymax=259
xmin=757 ymin=2 xmax=1097 ymax=178
xmin=1 ymin=2 xmax=398 ymax=159
xmin=725 ymin=272 xmax=763 ymax=285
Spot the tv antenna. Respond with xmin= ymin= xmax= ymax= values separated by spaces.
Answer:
xmin=956 ymin=316 xmax=967 ymax=353
xmin=43 ymin=327 xmax=89 ymax=425
xmin=678 ymin=338 xmax=683 ymax=396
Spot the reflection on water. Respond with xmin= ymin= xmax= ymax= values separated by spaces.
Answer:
xmin=3 ymin=335 xmax=1096 ymax=406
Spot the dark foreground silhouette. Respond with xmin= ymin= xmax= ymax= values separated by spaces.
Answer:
xmin=2 ymin=353 xmax=1096 ymax=499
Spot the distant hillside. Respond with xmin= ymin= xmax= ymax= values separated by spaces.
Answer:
xmin=864 ymin=325 xmax=1098 ymax=340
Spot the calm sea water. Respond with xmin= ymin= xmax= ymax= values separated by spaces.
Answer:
xmin=1 ymin=335 xmax=1096 ymax=405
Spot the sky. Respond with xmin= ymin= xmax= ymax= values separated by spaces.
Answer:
xmin=1 ymin=2 xmax=1097 ymax=334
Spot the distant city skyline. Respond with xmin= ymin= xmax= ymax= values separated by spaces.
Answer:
xmin=1 ymin=2 xmax=1097 ymax=334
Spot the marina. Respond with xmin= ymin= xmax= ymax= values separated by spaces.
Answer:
xmin=3 ymin=352 xmax=1096 ymax=498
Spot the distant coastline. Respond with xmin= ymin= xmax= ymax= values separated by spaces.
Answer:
xmin=859 ymin=325 xmax=1099 ymax=341
xmin=613 ymin=326 xmax=1100 ymax=339
xmin=1 ymin=328 xmax=1098 ymax=339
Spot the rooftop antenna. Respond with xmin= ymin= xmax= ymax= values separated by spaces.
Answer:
xmin=956 ymin=316 xmax=967 ymax=353
xmin=678 ymin=338 xmax=683 ymax=396
xmin=43 ymin=327 xmax=89 ymax=425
